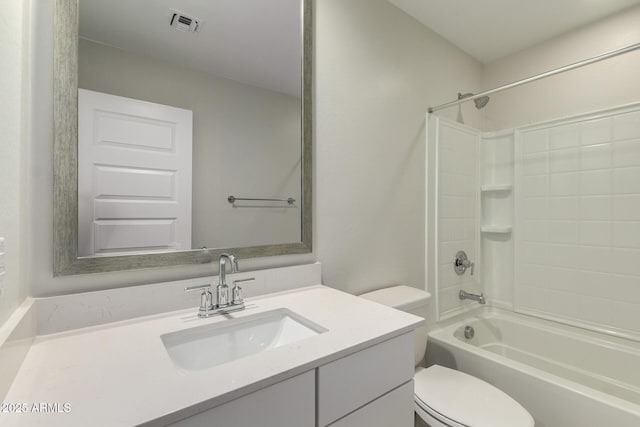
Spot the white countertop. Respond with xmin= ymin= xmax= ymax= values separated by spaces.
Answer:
xmin=3 ymin=285 xmax=422 ymax=427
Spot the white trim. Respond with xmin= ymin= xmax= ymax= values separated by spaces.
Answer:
xmin=424 ymin=113 xmax=430 ymax=297
xmin=482 ymin=128 xmax=516 ymax=139
xmin=432 ymin=114 xmax=440 ymax=321
xmin=515 ymin=307 xmax=640 ymax=344
xmin=512 ymin=129 xmax=523 ymax=314
xmin=430 ymin=115 xmax=482 ymax=321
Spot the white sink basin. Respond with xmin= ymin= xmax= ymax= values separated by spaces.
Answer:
xmin=161 ymin=309 xmax=325 ymax=371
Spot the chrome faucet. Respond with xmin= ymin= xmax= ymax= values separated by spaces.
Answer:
xmin=217 ymin=253 xmax=238 ymax=308
xmin=184 ymin=253 xmax=254 ymax=318
xmin=459 ymin=290 xmax=486 ymax=305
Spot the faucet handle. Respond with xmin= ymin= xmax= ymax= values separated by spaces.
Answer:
xmin=184 ymin=284 xmax=212 ymax=292
xmin=231 ymin=277 xmax=255 ymax=305
xmin=185 ymin=284 xmax=214 ymax=317
xmin=454 ymin=250 xmax=475 ymax=276
xmin=467 ymin=260 xmax=475 ymax=276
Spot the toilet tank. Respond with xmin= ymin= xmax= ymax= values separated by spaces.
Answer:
xmin=359 ymin=286 xmax=431 ymax=366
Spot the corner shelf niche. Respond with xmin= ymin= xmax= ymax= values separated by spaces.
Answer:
xmin=479 ymin=130 xmax=515 ymax=310
xmin=480 ymin=182 xmax=513 ymax=233
xmin=481 ymin=225 xmax=512 ymax=234
xmin=481 ymin=184 xmax=512 ymax=193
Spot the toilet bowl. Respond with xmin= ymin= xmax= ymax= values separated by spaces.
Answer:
xmin=360 ymin=286 xmax=534 ymax=427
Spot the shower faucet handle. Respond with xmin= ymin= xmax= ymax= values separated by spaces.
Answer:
xmin=454 ymin=250 xmax=475 ymax=276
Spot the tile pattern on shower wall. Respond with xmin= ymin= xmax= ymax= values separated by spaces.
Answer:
xmin=438 ymin=119 xmax=480 ymax=317
xmin=516 ymin=108 xmax=640 ymax=336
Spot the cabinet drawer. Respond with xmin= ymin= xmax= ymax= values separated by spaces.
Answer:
xmin=329 ymin=380 xmax=414 ymax=427
xmin=318 ymin=332 xmax=414 ymax=426
xmin=169 ymin=370 xmax=315 ymax=427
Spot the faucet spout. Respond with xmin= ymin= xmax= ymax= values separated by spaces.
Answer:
xmin=217 ymin=253 xmax=238 ymax=307
xmin=459 ymin=290 xmax=486 ymax=305
xmin=218 ymin=253 xmax=238 ymax=286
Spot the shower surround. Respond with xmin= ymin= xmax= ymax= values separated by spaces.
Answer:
xmin=515 ymin=105 xmax=640 ymax=339
xmin=431 ymin=103 xmax=640 ymax=339
xmin=429 ymin=103 xmax=640 ymax=426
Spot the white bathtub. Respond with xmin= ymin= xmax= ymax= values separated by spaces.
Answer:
xmin=426 ymin=309 xmax=640 ymax=427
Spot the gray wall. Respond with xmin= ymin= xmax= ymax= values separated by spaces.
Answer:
xmin=27 ymin=0 xmax=482 ymax=299
xmin=482 ymin=5 xmax=640 ymax=131
xmin=78 ymin=38 xmax=302 ymax=249
xmin=314 ymin=0 xmax=482 ymax=298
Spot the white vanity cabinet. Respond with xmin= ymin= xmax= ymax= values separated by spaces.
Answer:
xmin=318 ymin=332 xmax=414 ymax=426
xmin=168 ymin=371 xmax=316 ymax=427
xmin=4 ymin=285 xmax=423 ymax=427
xmin=328 ymin=381 xmax=414 ymax=427
xmin=168 ymin=332 xmax=414 ymax=427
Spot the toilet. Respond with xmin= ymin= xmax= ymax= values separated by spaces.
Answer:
xmin=360 ymin=286 xmax=534 ymax=427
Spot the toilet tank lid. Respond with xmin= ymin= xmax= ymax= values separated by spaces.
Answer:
xmin=359 ymin=286 xmax=431 ymax=311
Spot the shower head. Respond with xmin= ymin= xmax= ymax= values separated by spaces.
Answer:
xmin=474 ymin=95 xmax=490 ymax=109
xmin=458 ymin=92 xmax=490 ymax=110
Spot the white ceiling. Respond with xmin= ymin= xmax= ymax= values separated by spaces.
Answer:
xmin=388 ymin=0 xmax=640 ymax=63
xmin=79 ymin=0 xmax=302 ymax=97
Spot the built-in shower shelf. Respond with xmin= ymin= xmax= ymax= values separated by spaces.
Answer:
xmin=481 ymin=225 xmax=512 ymax=234
xmin=481 ymin=184 xmax=512 ymax=192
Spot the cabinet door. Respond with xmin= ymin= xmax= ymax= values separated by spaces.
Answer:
xmin=318 ymin=333 xmax=414 ymax=426
xmin=169 ymin=371 xmax=315 ymax=427
xmin=329 ymin=381 xmax=414 ymax=427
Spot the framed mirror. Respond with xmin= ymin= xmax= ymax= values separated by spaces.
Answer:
xmin=53 ymin=0 xmax=312 ymax=275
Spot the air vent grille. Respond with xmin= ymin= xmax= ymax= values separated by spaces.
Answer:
xmin=169 ymin=10 xmax=200 ymax=33
xmin=178 ymin=16 xmax=192 ymax=26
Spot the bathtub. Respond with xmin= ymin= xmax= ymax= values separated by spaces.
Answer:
xmin=425 ymin=309 xmax=640 ymax=427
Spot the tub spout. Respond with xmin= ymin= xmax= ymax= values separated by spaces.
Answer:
xmin=459 ymin=290 xmax=486 ymax=304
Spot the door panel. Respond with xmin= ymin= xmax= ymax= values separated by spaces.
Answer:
xmin=93 ymin=166 xmax=176 ymax=199
xmin=94 ymin=220 xmax=176 ymax=253
xmin=78 ymin=89 xmax=192 ymax=256
xmin=96 ymin=112 xmax=175 ymax=151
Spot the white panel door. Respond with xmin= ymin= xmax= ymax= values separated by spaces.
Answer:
xmin=78 ymin=89 xmax=192 ymax=256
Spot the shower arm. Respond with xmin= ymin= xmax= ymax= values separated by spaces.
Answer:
xmin=428 ymin=41 xmax=640 ymax=113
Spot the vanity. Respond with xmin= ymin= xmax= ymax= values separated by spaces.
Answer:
xmin=2 ymin=268 xmax=422 ymax=427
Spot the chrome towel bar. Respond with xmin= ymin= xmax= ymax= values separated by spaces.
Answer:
xmin=227 ymin=195 xmax=296 ymax=205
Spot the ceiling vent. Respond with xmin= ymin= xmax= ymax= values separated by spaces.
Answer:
xmin=169 ymin=10 xmax=200 ymax=33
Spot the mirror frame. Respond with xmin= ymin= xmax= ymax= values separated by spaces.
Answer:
xmin=53 ymin=0 xmax=313 ymax=275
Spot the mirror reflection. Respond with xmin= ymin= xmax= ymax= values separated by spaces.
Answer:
xmin=77 ymin=0 xmax=303 ymax=257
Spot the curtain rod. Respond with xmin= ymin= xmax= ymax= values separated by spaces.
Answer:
xmin=428 ymin=42 xmax=640 ymax=113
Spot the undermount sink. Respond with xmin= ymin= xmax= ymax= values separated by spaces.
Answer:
xmin=161 ymin=309 xmax=325 ymax=371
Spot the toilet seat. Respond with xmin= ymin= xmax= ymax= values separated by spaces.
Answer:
xmin=414 ymin=365 xmax=534 ymax=427
xmin=415 ymin=401 xmax=467 ymax=427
